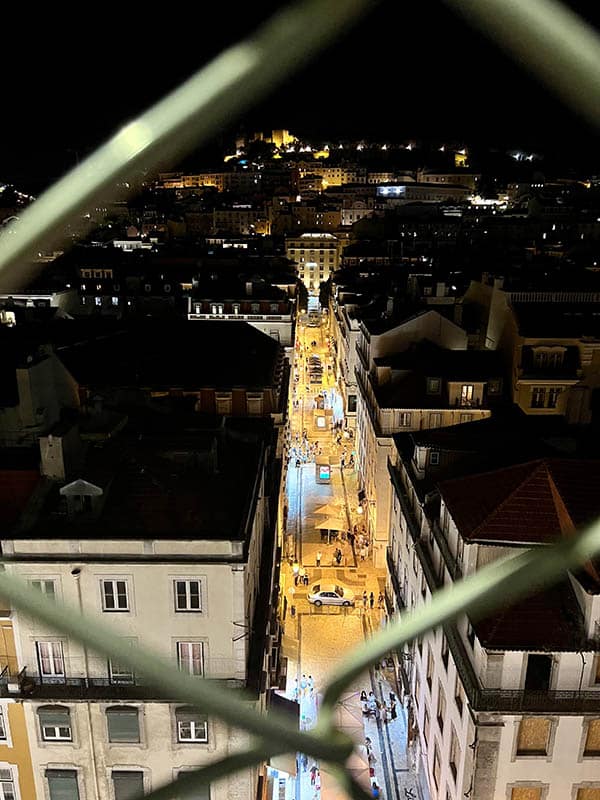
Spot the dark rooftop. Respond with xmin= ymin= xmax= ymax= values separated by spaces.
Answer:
xmin=513 ymin=302 xmax=600 ymax=338
xmin=14 ymin=418 xmax=272 ymax=543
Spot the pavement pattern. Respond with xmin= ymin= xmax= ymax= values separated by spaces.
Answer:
xmin=273 ymin=315 xmax=426 ymax=800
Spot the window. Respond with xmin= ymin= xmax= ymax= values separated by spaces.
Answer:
xmin=488 ymin=378 xmax=501 ymax=394
xmin=94 ymin=297 xmax=101 ymax=306
xmin=467 ymin=621 xmax=475 ymax=649
xmin=109 ymin=640 xmax=136 ymax=685
xmin=232 ymin=303 xmax=240 ymax=315
xmin=30 ymin=579 xmax=56 ymax=600
xmin=429 ymin=412 xmax=442 ymax=427
xmin=176 ymin=707 xmax=208 ymax=743
xmin=427 ymin=378 xmax=441 ymax=394
xmin=37 ymin=641 xmax=65 ymax=680
xmin=46 ymin=769 xmax=79 ymax=800
xmin=112 ymin=771 xmax=144 ymax=800
xmin=429 ymin=451 xmax=440 ymax=466
xmin=0 ymin=709 xmax=5 ymax=741
xmin=81 ymin=283 xmax=87 ymax=291
xmin=584 ymin=719 xmax=600 ymax=756
xmin=111 ymin=296 xmax=119 ymax=306
xmin=441 ymin=635 xmax=449 ymax=669
xmin=426 ymin=651 xmax=434 ymax=689
xmin=576 ymin=789 xmax=600 ymax=800
xmin=516 ymin=717 xmax=551 ymax=756
xmin=460 ymin=384 xmax=474 ymax=406
xmin=433 ymin=744 xmax=441 ymax=789
xmin=460 ymin=413 xmax=471 ymax=423
xmin=101 ymin=579 xmax=129 ymax=611
xmin=176 ymin=773 xmax=210 ymax=800
xmin=455 ymin=675 xmax=464 ymax=716
xmin=531 ymin=387 xmax=546 ymax=408
xmin=547 ymin=388 xmax=561 ymax=408
xmin=174 ymin=580 xmax=202 ymax=612
xmin=437 ymin=687 xmax=446 ymax=734
xmin=106 ymin=706 xmax=140 ymax=743
xmin=423 ymin=708 xmax=430 ymax=744
xmin=399 ymin=412 xmax=412 ymax=427
xmin=177 ymin=642 xmax=204 ymax=676
xmin=39 ymin=705 xmax=72 ymax=741
xmin=215 ymin=393 xmax=232 ymax=415
xmin=348 ymin=395 xmax=357 ymax=413
xmin=0 ymin=768 xmax=16 ymax=800
xmin=420 ymin=574 xmax=427 ymax=600
xmin=595 ymin=655 xmax=600 ymax=685
xmin=511 ymin=789 xmax=542 ymax=800
xmin=449 ymin=727 xmax=459 ymax=781
xmin=414 ymin=676 xmax=420 ymax=708
xmin=246 ymin=394 xmax=263 ymax=415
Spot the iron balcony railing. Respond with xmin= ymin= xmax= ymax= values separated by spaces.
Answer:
xmin=387 ymin=461 xmax=422 ymax=543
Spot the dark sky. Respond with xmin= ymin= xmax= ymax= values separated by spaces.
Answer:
xmin=2 ymin=0 xmax=599 ymax=191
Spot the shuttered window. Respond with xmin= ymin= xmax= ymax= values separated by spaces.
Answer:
xmin=516 ymin=718 xmax=551 ymax=755
xmin=39 ymin=705 xmax=72 ymax=740
xmin=46 ymin=769 xmax=79 ymax=800
xmin=112 ymin=771 xmax=144 ymax=800
xmin=584 ymin=719 xmax=600 ymax=756
xmin=176 ymin=775 xmax=210 ymax=800
xmin=106 ymin=706 xmax=140 ymax=742
xmin=176 ymin=707 xmax=208 ymax=743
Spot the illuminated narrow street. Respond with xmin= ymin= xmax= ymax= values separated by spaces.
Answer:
xmin=278 ymin=310 xmax=423 ymax=800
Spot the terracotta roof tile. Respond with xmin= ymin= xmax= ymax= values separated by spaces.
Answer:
xmin=439 ymin=459 xmax=600 ymax=544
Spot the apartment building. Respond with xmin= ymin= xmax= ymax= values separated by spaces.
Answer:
xmin=387 ymin=434 xmax=600 ymax=800
xmin=1 ymin=417 xmax=284 ymax=800
xmin=463 ymin=277 xmax=600 ymax=423
xmin=354 ymin=314 xmax=504 ymax=567
xmin=285 ymin=233 xmax=341 ymax=293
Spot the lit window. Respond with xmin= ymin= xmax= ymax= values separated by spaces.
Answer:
xmin=111 ymin=296 xmax=119 ymax=306
xmin=215 ymin=393 xmax=232 ymax=415
xmin=531 ymin=387 xmax=546 ymax=408
xmin=427 ymin=378 xmax=441 ymax=394
xmin=94 ymin=297 xmax=101 ymax=306
xmin=399 ymin=412 xmax=411 ymax=427
xmin=584 ymin=719 xmax=600 ymax=756
xmin=516 ymin=717 xmax=551 ymax=756
xmin=429 ymin=451 xmax=440 ymax=466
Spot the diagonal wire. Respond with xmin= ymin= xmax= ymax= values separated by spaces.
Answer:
xmin=0 ymin=569 xmax=353 ymax=764
xmin=443 ymin=0 xmax=600 ymax=131
xmin=0 ymin=0 xmax=378 ymax=293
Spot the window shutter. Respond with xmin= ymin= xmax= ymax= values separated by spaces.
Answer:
xmin=39 ymin=707 xmax=70 ymax=727
xmin=107 ymin=707 xmax=140 ymax=742
xmin=112 ymin=771 xmax=144 ymax=800
xmin=176 ymin=706 xmax=205 ymax=724
xmin=46 ymin=770 xmax=80 ymax=800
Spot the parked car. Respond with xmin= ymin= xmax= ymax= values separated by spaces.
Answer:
xmin=308 ymin=584 xmax=355 ymax=607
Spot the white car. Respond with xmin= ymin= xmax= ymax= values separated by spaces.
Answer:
xmin=308 ymin=584 xmax=355 ymax=607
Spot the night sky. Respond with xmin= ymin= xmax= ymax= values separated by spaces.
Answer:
xmin=2 ymin=0 xmax=599 ymax=192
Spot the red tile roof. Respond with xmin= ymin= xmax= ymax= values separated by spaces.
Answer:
xmin=0 ymin=470 xmax=40 ymax=526
xmin=438 ymin=459 xmax=600 ymax=545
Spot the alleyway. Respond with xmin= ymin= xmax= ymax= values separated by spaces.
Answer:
xmin=273 ymin=311 xmax=423 ymax=800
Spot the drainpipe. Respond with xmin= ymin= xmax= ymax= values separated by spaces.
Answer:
xmin=72 ymin=568 xmax=100 ymax=800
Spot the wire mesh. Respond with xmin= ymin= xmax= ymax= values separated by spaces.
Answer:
xmin=1 ymin=1 xmax=600 ymax=799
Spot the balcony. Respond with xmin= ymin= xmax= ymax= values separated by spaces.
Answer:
xmin=0 ymin=672 xmax=245 ymax=701
xmin=387 ymin=462 xmax=421 ymax=543
xmin=386 ymin=547 xmax=406 ymax=610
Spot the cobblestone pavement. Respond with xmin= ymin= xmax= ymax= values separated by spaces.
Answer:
xmin=275 ymin=317 xmax=427 ymax=800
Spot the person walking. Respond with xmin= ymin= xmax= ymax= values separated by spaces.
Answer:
xmin=378 ymin=591 xmax=384 ymax=609
xmin=316 ymin=550 xmax=322 ymax=567
xmin=369 ymin=591 xmax=375 ymax=609
xmin=303 ymin=572 xmax=309 ymax=587
xmin=362 ymin=591 xmax=368 ymax=610
xmin=390 ymin=698 xmax=398 ymax=720
xmin=310 ymin=765 xmax=318 ymax=786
